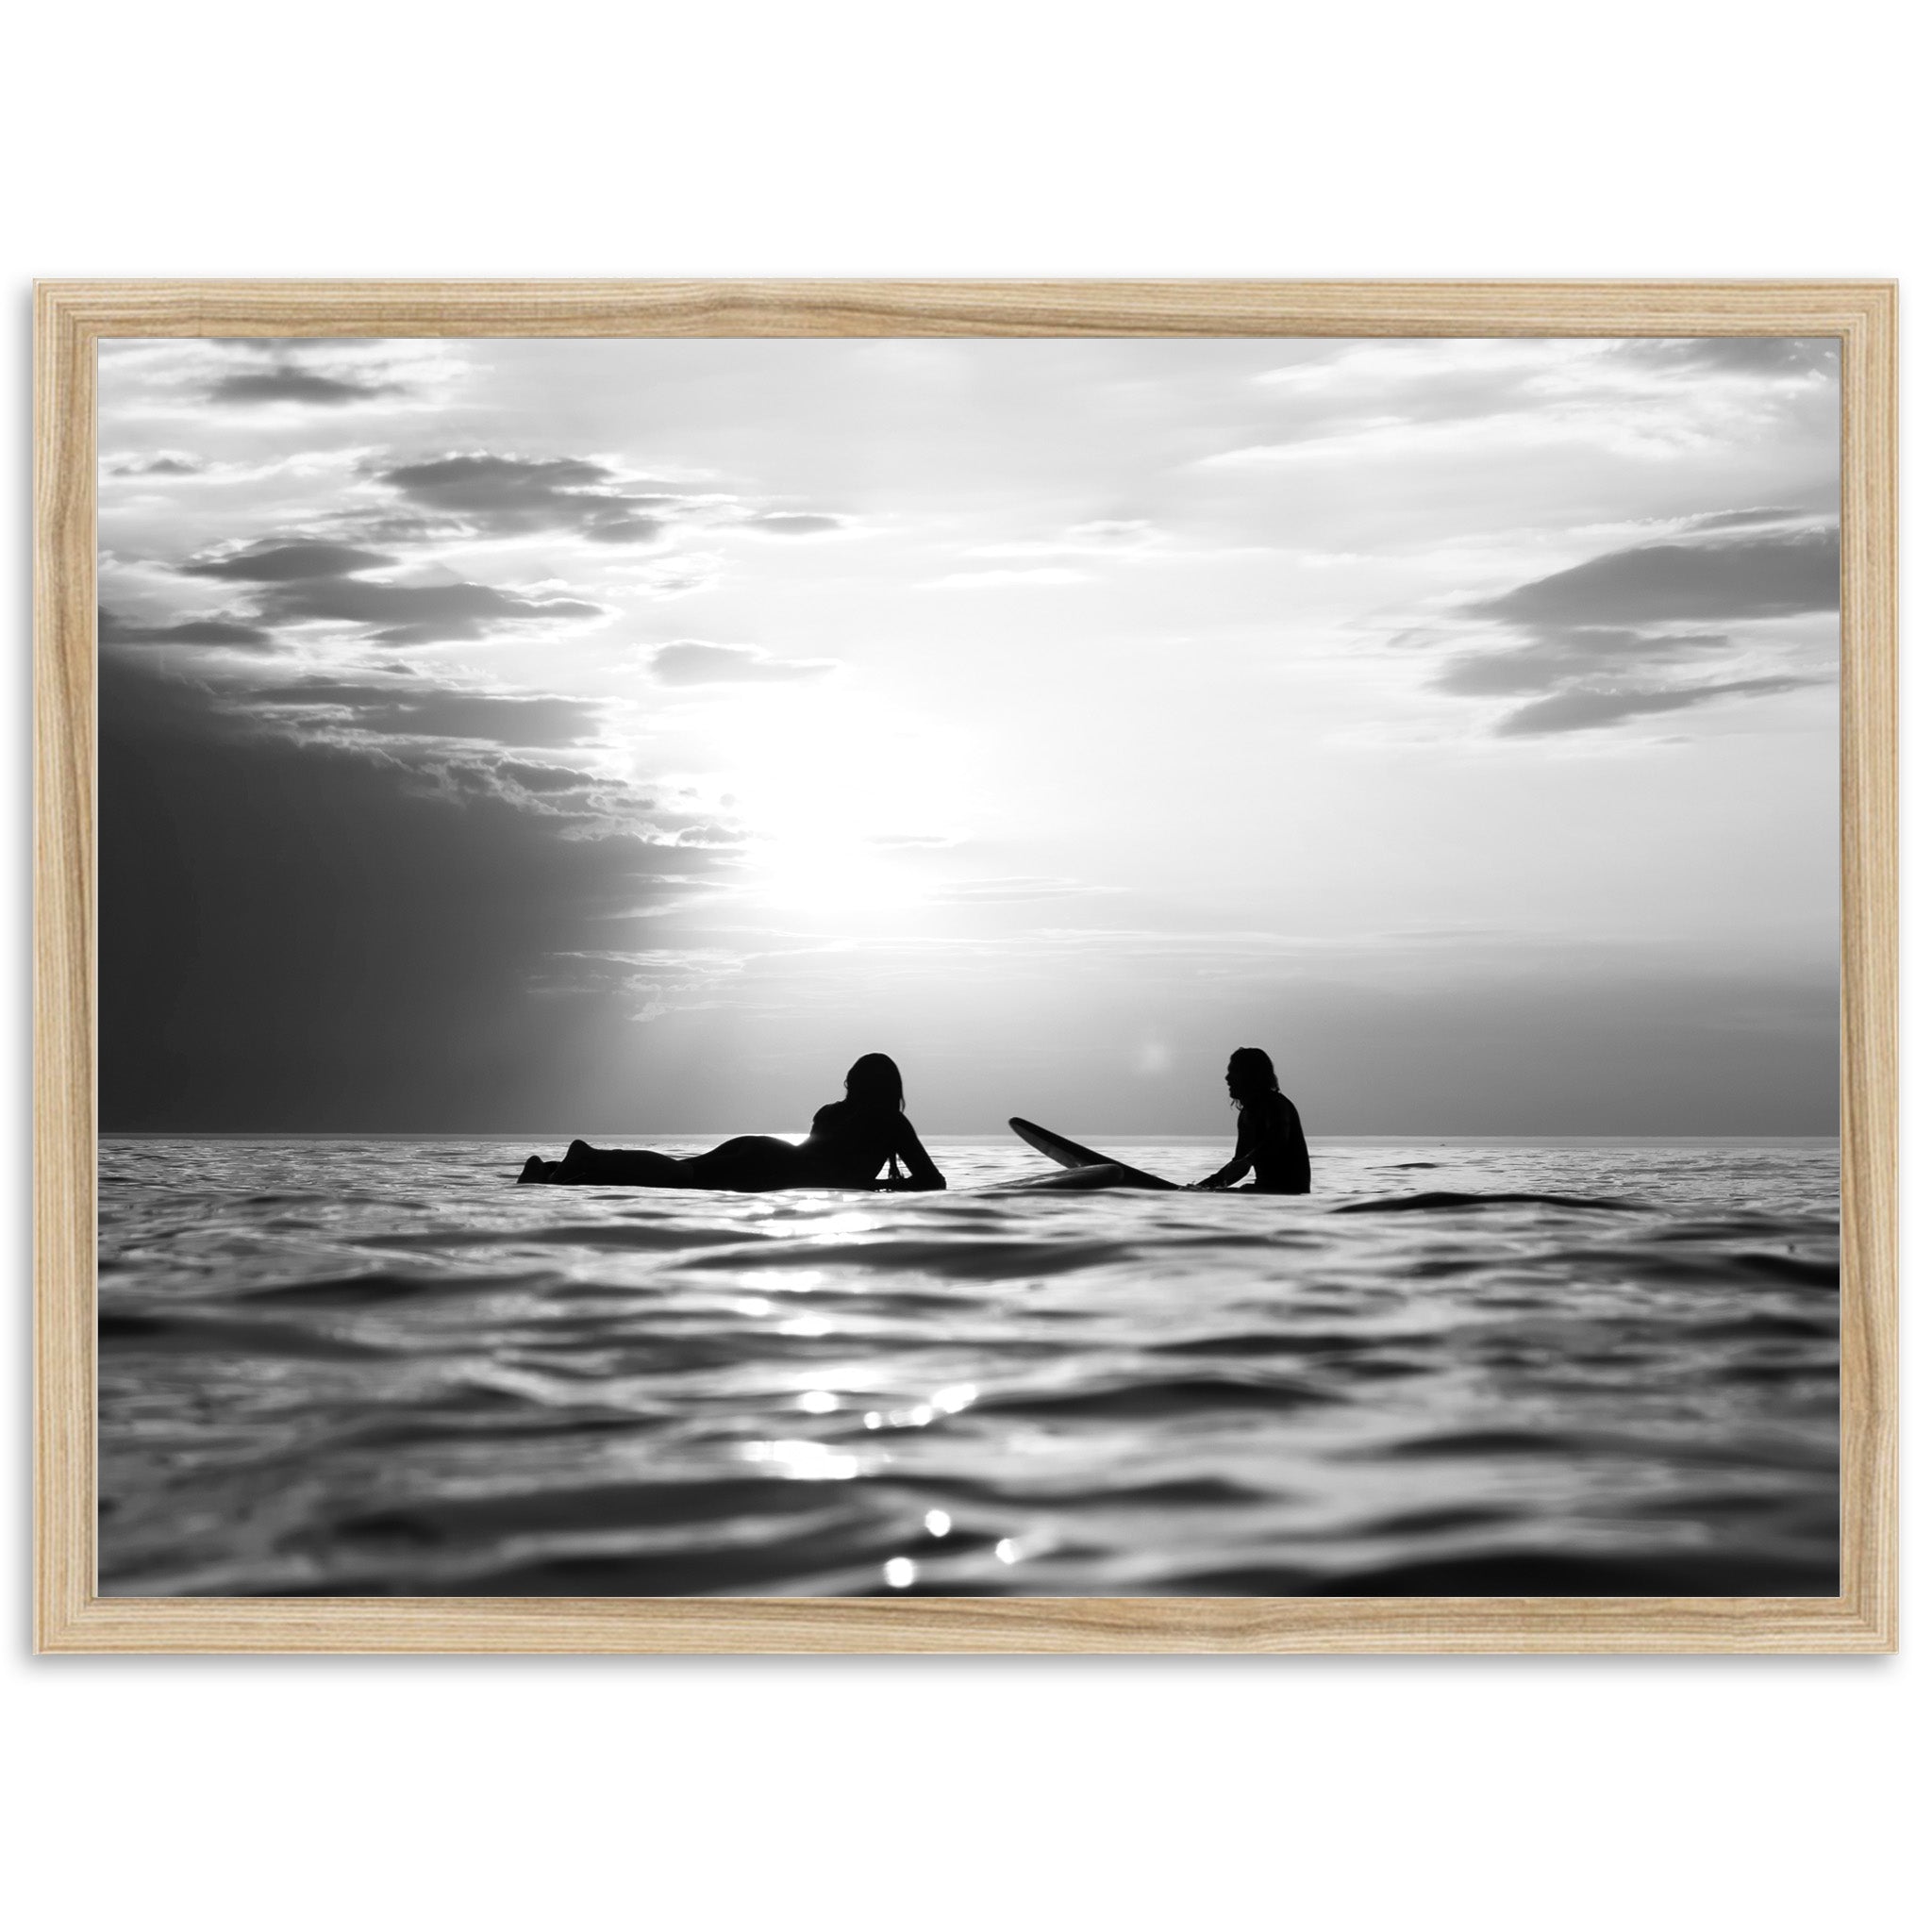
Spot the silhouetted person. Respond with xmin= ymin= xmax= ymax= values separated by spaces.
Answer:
xmin=1191 ymin=1047 xmax=1310 ymax=1194
xmin=519 ymin=1053 xmax=947 ymax=1191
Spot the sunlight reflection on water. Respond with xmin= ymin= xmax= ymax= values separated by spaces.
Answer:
xmin=97 ymin=1134 xmax=1840 ymax=1597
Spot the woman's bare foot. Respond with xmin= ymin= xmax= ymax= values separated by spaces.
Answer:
xmin=517 ymin=1155 xmax=555 ymax=1184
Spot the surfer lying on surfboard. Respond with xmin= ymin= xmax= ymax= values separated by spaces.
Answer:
xmin=1190 ymin=1047 xmax=1311 ymax=1195
xmin=518 ymin=1052 xmax=947 ymax=1191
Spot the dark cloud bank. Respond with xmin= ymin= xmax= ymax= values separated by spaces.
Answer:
xmin=99 ymin=653 xmax=700 ymax=1130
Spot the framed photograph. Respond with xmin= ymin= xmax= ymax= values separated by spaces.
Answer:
xmin=35 ymin=280 xmax=1896 ymax=1653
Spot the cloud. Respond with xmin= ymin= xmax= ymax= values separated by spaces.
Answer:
xmin=1684 ymin=507 xmax=1805 ymax=531
xmin=1616 ymin=338 xmax=1838 ymax=376
xmin=219 ymin=338 xmax=367 ymax=356
xmin=108 ymin=454 xmax=205 ymax=476
xmin=1066 ymin=519 xmax=1156 ymax=545
xmin=258 ymin=576 xmax=604 ymax=646
xmin=371 ymin=453 xmax=850 ymax=550
xmin=166 ymin=662 xmax=723 ymax=844
xmin=99 ymin=608 xmax=275 ymax=651
xmin=251 ymin=679 xmax=607 ymax=748
xmin=377 ymin=455 xmax=665 ymax=544
xmin=209 ymin=367 xmax=408 ymax=407
xmin=1495 ymin=676 xmax=1817 ymax=738
xmin=1467 ymin=526 xmax=1840 ymax=627
xmin=1210 ymin=336 xmax=1840 ymax=476
xmin=1435 ymin=627 xmax=1733 ymax=697
xmin=176 ymin=532 xmax=606 ymax=645
xmin=525 ymin=945 xmax=748 ymax=1019
xmin=743 ymin=512 xmax=846 ymax=536
xmin=494 ymin=758 xmax=603 ymax=794
xmin=182 ymin=541 xmax=398 ymax=582
xmin=649 ymin=641 xmax=839 ymax=685
xmin=1430 ymin=520 xmax=1840 ymax=738
xmin=617 ymin=556 xmax=724 ymax=599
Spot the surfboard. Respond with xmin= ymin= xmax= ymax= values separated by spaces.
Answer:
xmin=519 ymin=1125 xmax=1182 ymax=1193
xmin=1008 ymin=1118 xmax=1180 ymax=1191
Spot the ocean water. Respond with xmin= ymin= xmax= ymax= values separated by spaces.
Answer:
xmin=96 ymin=1135 xmax=1840 ymax=1597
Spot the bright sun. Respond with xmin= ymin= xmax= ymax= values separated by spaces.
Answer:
xmin=745 ymin=835 xmax=921 ymax=918
xmin=695 ymin=686 xmax=966 ymax=922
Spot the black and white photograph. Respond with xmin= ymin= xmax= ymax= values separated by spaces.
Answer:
xmin=96 ymin=330 xmax=1842 ymax=1599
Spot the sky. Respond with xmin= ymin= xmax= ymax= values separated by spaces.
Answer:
xmin=96 ymin=335 xmax=1841 ymax=1136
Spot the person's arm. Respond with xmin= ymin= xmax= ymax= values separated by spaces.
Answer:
xmin=1192 ymin=1109 xmax=1257 ymax=1190
xmin=882 ymin=1115 xmax=946 ymax=1191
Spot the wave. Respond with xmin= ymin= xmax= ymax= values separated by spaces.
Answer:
xmin=1332 ymin=1191 xmax=1641 ymax=1214
xmin=678 ymin=1236 xmax=1141 ymax=1278
xmin=978 ymin=1372 xmax=1338 ymax=1421
xmin=1174 ymin=1548 xmax=1839 ymax=1596
xmin=99 ymin=1309 xmax=388 ymax=1362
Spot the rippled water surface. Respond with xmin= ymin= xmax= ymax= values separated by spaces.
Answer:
xmin=98 ymin=1136 xmax=1840 ymax=1596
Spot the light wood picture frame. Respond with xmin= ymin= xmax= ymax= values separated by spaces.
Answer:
xmin=35 ymin=279 xmax=1897 ymax=1654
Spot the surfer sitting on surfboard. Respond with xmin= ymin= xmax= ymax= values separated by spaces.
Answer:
xmin=1190 ymin=1047 xmax=1310 ymax=1195
xmin=519 ymin=1052 xmax=947 ymax=1191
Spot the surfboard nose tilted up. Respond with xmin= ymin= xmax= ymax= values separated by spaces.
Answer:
xmin=1008 ymin=1118 xmax=1180 ymax=1191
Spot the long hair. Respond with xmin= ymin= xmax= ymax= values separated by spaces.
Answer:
xmin=844 ymin=1052 xmax=906 ymax=1112
xmin=1226 ymin=1046 xmax=1279 ymax=1108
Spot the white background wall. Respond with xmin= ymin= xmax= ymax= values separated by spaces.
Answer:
xmin=2 ymin=7 xmax=1920 ymax=1926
